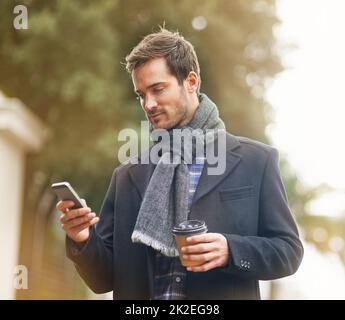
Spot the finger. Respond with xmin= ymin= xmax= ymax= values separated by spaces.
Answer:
xmin=67 ymin=212 xmax=96 ymax=228
xmin=56 ymin=200 xmax=75 ymax=212
xmin=68 ymin=221 xmax=92 ymax=234
xmin=186 ymin=232 xmax=219 ymax=244
xmin=181 ymin=242 xmax=215 ymax=254
xmin=63 ymin=207 xmax=92 ymax=222
xmin=63 ymin=212 xmax=96 ymax=229
xmin=69 ymin=217 xmax=99 ymax=234
xmin=187 ymin=259 xmax=221 ymax=272
xmin=61 ymin=207 xmax=92 ymax=222
xmin=183 ymin=251 xmax=217 ymax=263
xmin=89 ymin=216 xmax=99 ymax=226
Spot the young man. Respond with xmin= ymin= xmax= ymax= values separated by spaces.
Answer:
xmin=57 ymin=29 xmax=303 ymax=299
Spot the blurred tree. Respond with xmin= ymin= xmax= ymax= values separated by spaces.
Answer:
xmin=0 ymin=0 xmax=283 ymax=208
xmin=1 ymin=0 xmax=125 ymax=209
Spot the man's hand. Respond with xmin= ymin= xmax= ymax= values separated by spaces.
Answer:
xmin=181 ymin=233 xmax=229 ymax=272
xmin=56 ymin=200 xmax=99 ymax=243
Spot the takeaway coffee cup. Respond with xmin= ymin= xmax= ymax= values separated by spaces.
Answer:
xmin=172 ymin=220 xmax=208 ymax=267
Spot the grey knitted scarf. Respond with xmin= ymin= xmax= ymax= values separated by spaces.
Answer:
xmin=131 ymin=93 xmax=225 ymax=256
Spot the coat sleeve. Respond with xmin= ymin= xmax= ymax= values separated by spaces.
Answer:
xmin=65 ymin=168 xmax=117 ymax=293
xmin=220 ymin=148 xmax=304 ymax=280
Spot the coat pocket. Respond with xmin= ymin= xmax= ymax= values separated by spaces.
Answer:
xmin=219 ymin=185 xmax=254 ymax=201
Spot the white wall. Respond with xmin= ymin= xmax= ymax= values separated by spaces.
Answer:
xmin=0 ymin=92 xmax=48 ymax=299
xmin=0 ymin=134 xmax=25 ymax=299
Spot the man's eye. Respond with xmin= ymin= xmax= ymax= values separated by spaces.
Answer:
xmin=153 ymin=87 xmax=164 ymax=94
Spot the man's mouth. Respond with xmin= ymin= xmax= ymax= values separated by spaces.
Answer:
xmin=149 ymin=113 xmax=163 ymax=120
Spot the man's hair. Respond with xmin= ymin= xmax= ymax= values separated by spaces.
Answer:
xmin=125 ymin=28 xmax=201 ymax=91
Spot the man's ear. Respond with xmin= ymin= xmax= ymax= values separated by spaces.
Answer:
xmin=185 ymin=71 xmax=199 ymax=93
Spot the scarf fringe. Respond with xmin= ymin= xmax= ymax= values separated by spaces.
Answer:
xmin=131 ymin=230 xmax=179 ymax=257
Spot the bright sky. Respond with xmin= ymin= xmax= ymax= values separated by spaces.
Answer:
xmin=264 ymin=0 xmax=345 ymax=299
xmin=266 ymin=0 xmax=345 ymax=217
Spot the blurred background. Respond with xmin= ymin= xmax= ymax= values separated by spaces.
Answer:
xmin=1 ymin=0 xmax=344 ymax=300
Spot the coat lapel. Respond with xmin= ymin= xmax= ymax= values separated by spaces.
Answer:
xmin=192 ymin=133 xmax=242 ymax=204
xmin=128 ymin=150 xmax=155 ymax=199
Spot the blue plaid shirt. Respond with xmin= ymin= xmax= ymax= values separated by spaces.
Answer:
xmin=153 ymin=156 xmax=205 ymax=300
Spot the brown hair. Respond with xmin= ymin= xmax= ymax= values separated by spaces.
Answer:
xmin=125 ymin=28 xmax=201 ymax=91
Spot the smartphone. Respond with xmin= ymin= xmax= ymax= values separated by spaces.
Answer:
xmin=51 ymin=182 xmax=86 ymax=210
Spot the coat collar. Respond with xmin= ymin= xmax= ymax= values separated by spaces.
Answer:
xmin=128 ymin=133 xmax=242 ymax=202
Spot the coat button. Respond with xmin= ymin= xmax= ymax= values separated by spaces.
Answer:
xmin=175 ymin=276 xmax=181 ymax=283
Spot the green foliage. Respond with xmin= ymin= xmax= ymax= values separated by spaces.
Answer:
xmin=0 ymin=0 xmax=283 ymax=210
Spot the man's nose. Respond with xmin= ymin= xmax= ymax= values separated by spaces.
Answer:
xmin=144 ymin=95 xmax=157 ymax=112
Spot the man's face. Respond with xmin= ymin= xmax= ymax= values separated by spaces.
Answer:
xmin=132 ymin=58 xmax=191 ymax=129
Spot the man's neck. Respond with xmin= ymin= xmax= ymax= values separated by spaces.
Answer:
xmin=181 ymin=93 xmax=200 ymax=126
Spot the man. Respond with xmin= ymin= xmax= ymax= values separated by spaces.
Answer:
xmin=57 ymin=28 xmax=303 ymax=299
